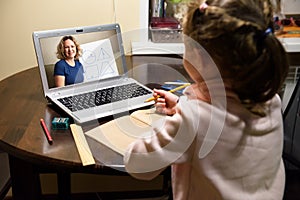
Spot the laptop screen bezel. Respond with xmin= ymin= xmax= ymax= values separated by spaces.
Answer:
xmin=32 ymin=23 xmax=127 ymax=97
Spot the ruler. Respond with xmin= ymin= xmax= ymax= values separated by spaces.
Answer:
xmin=70 ymin=124 xmax=95 ymax=166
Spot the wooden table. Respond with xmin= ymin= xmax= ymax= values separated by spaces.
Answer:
xmin=0 ymin=55 xmax=188 ymax=200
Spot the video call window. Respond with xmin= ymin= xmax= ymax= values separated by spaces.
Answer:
xmin=35 ymin=27 xmax=126 ymax=90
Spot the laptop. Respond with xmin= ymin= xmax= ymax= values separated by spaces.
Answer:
xmin=33 ymin=23 xmax=154 ymax=123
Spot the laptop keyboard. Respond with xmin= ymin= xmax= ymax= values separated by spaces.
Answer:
xmin=57 ymin=83 xmax=152 ymax=112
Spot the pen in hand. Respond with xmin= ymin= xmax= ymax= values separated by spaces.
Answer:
xmin=145 ymin=83 xmax=190 ymax=102
xmin=40 ymin=118 xmax=53 ymax=145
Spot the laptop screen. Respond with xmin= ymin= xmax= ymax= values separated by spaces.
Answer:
xmin=33 ymin=23 xmax=127 ymax=96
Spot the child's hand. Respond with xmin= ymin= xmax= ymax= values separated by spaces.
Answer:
xmin=153 ymin=89 xmax=179 ymax=115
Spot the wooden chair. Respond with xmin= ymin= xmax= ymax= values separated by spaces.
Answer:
xmin=45 ymin=64 xmax=55 ymax=89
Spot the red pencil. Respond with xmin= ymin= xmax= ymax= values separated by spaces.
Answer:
xmin=40 ymin=118 xmax=53 ymax=144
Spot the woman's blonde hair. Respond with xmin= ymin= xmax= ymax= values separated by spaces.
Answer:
xmin=56 ymin=35 xmax=82 ymax=60
xmin=183 ymin=0 xmax=289 ymax=105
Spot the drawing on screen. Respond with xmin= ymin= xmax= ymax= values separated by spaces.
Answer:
xmin=79 ymin=39 xmax=119 ymax=81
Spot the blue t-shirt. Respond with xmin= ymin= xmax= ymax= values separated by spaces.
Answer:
xmin=54 ymin=60 xmax=84 ymax=86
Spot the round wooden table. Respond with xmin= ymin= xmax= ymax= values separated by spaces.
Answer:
xmin=0 ymin=55 xmax=187 ymax=200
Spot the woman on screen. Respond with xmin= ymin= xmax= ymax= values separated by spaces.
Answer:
xmin=54 ymin=35 xmax=84 ymax=87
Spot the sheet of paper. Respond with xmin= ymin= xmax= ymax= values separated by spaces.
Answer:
xmin=79 ymin=39 xmax=119 ymax=81
xmin=85 ymin=108 xmax=166 ymax=155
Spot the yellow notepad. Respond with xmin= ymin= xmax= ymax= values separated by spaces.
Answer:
xmin=85 ymin=108 xmax=166 ymax=155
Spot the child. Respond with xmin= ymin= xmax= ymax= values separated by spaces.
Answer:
xmin=124 ymin=0 xmax=289 ymax=199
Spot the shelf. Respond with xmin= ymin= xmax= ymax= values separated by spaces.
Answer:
xmin=131 ymin=36 xmax=300 ymax=55
xmin=135 ymin=0 xmax=300 ymax=55
xmin=277 ymin=37 xmax=300 ymax=52
xmin=276 ymin=27 xmax=300 ymax=53
xmin=131 ymin=41 xmax=184 ymax=55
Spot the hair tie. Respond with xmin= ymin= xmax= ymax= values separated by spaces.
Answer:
xmin=264 ymin=28 xmax=273 ymax=37
xmin=256 ymin=28 xmax=273 ymax=43
xmin=199 ymin=2 xmax=208 ymax=12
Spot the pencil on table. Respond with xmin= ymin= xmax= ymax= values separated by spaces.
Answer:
xmin=145 ymin=83 xmax=191 ymax=102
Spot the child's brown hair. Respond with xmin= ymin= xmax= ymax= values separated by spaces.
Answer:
xmin=183 ymin=0 xmax=289 ymax=105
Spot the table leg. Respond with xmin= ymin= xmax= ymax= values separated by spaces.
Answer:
xmin=57 ymin=171 xmax=71 ymax=200
xmin=8 ymin=155 xmax=42 ymax=200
